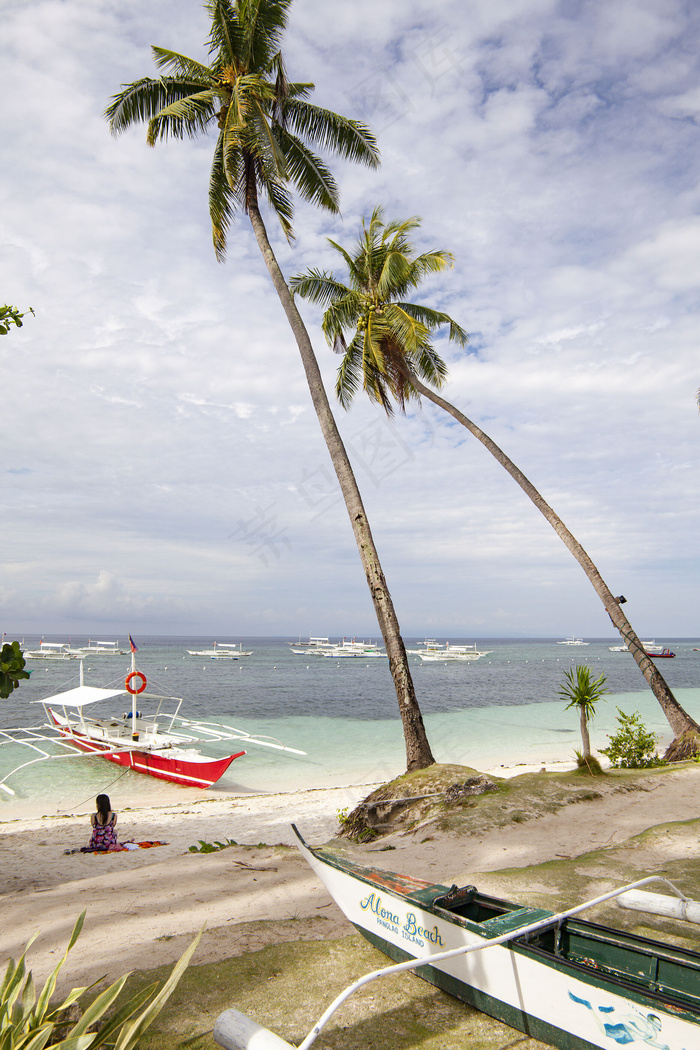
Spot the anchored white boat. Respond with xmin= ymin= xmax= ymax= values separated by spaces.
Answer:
xmin=409 ymin=640 xmax=491 ymax=662
xmin=78 ymin=640 xmax=126 ymax=656
xmin=24 ymin=642 xmax=83 ymax=660
xmin=557 ymin=637 xmax=589 ymax=646
xmin=186 ymin=642 xmax=253 ymax=658
xmin=287 ymin=636 xmax=336 ymax=655
xmin=320 ymin=639 xmax=386 ymax=659
xmin=608 ymin=641 xmax=670 ymax=655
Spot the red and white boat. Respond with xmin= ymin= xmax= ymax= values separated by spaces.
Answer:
xmin=0 ymin=654 xmax=305 ymax=794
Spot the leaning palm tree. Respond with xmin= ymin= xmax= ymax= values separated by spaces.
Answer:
xmin=291 ymin=207 xmax=698 ymax=742
xmin=105 ymin=2 xmax=434 ymax=770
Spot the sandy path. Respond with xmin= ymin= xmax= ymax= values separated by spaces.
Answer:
xmin=2 ymin=766 xmax=699 ymax=991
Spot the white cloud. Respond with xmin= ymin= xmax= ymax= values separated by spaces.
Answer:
xmin=1 ymin=0 xmax=699 ymax=638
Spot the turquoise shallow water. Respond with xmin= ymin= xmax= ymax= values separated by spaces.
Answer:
xmin=2 ymin=635 xmax=699 ymax=819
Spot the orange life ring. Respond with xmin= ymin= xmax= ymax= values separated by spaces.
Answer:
xmin=125 ymin=671 xmax=147 ymax=695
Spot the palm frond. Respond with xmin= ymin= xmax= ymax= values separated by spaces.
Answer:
xmin=335 ymin=336 xmax=364 ymax=409
xmin=326 ymin=238 xmax=360 ymax=276
xmin=240 ymin=0 xmax=293 ymax=69
xmin=259 ymin=165 xmax=294 ymax=240
xmin=402 ymin=250 xmax=455 ymax=291
xmin=147 ymin=90 xmax=217 ymax=144
xmin=376 ymin=249 xmax=412 ymax=300
xmin=361 ymin=323 xmax=395 ymax=415
xmin=289 ymin=270 xmax=350 ymax=306
xmin=398 ymin=301 xmax=468 ymax=345
xmin=321 ymin=294 xmax=362 ymax=346
xmin=275 ymin=129 xmax=339 ymax=211
xmin=382 ymin=215 xmax=421 ymax=240
xmin=415 ymin=343 xmax=449 ymax=388
xmin=282 ymin=99 xmax=380 ymax=168
xmin=151 ymin=47 xmax=213 ymax=81
xmin=209 ymin=132 xmax=240 ymax=260
xmin=106 ymin=77 xmax=209 ymax=134
xmin=381 ymin=303 xmax=429 ymax=355
xmin=206 ymin=0 xmax=242 ymax=64
xmin=249 ymin=92 xmax=290 ymax=176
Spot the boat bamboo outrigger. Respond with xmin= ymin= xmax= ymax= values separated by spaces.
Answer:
xmin=0 ymin=650 xmax=305 ymax=794
xmin=214 ymin=827 xmax=700 ymax=1050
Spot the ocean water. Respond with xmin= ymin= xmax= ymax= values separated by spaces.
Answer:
xmin=2 ymin=635 xmax=699 ymax=820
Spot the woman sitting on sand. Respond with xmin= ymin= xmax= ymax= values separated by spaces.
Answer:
xmin=87 ymin=793 xmax=119 ymax=851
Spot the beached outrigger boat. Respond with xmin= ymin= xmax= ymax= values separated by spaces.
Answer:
xmin=0 ymin=659 xmax=305 ymax=794
xmin=214 ymin=828 xmax=700 ymax=1050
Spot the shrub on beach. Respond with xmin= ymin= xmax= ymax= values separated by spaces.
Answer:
xmin=599 ymin=709 xmax=665 ymax=769
xmin=0 ymin=910 xmax=199 ymax=1049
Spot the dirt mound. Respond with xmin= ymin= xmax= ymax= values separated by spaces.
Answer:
xmin=338 ymin=764 xmax=499 ymax=840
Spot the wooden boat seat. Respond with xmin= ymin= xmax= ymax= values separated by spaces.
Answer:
xmin=479 ymin=908 xmax=552 ymax=937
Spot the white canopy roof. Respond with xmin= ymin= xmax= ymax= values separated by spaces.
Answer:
xmin=34 ymin=686 xmax=127 ymax=709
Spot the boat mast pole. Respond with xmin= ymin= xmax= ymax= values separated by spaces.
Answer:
xmin=131 ymin=646 xmax=137 ymax=728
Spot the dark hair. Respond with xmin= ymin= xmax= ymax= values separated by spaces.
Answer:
xmin=96 ymin=794 xmax=111 ymax=825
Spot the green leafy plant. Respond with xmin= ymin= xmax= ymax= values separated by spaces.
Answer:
xmin=558 ymin=665 xmax=608 ymax=763
xmin=0 ymin=910 xmax=200 ymax=1048
xmin=599 ymin=709 xmax=666 ymax=768
xmin=0 ymin=640 xmax=31 ymax=700
xmin=0 ymin=304 xmax=34 ymax=335
xmin=188 ymin=838 xmax=237 ymax=853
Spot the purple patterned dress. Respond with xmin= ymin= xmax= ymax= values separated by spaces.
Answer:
xmin=88 ymin=812 xmax=118 ymax=850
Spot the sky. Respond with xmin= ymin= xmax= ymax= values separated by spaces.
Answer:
xmin=1 ymin=0 xmax=699 ymax=640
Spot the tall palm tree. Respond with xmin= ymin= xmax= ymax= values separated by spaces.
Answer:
xmin=105 ymin=1 xmax=434 ymax=770
xmin=291 ymin=208 xmax=698 ymax=741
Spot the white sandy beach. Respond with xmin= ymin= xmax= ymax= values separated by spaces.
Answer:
xmin=2 ymin=761 xmax=700 ymax=997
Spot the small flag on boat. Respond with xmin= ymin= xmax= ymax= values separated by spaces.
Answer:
xmin=129 ymin=634 xmax=138 ymax=653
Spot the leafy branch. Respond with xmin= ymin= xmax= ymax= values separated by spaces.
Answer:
xmin=0 ymin=304 xmax=34 ymax=335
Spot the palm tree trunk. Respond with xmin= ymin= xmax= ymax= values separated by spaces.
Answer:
xmin=580 ymin=708 xmax=591 ymax=759
xmin=246 ymin=202 xmax=434 ymax=770
xmin=410 ymin=376 xmax=698 ymax=738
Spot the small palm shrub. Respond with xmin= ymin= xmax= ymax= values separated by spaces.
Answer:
xmin=558 ymin=665 xmax=608 ymax=760
xmin=0 ymin=910 xmax=200 ymax=1049
xmin=599 ymin=709 xmax=666 ymax=769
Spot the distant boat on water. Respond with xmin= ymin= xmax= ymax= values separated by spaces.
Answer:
xmin=79 ymin=640 xmax=126 ymax=656
xmin=186 ymin=642 xmax=253 ymax=658
xmin=24 ymin=642 xmax=83 ymax=660
xmin=407 ymin=640 xmax=492 ymax=661
xmin=287 ymin=636 xmax=336 ymax=655
xmin=609 ymin=641 xmax=676 ymax=658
